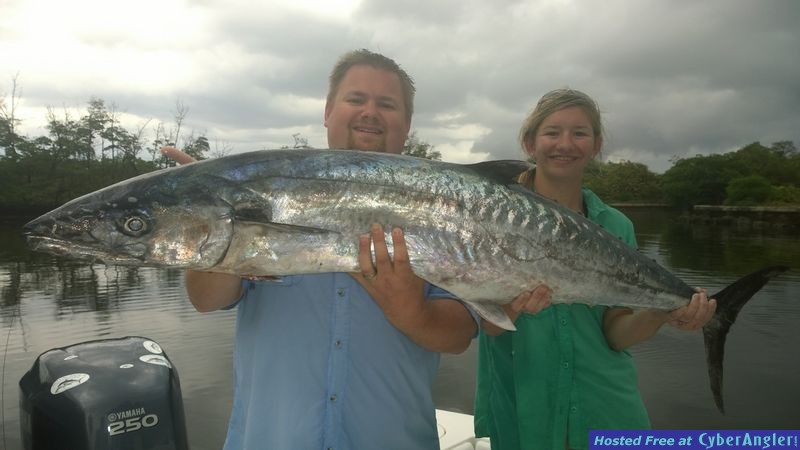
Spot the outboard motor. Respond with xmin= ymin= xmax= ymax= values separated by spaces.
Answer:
xmin=19 ymin=336 xmax=189 ymax=450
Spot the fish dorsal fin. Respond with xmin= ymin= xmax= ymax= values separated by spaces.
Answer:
xmin=466 ymin=160 xmax=531 ymax=185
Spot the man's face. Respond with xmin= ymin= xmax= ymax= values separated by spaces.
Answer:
xmin=324 ymin=65 xmax=411 ymax=154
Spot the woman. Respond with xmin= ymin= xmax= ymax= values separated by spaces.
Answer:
xmin=473 ymin=88 xmax=716 ymax=450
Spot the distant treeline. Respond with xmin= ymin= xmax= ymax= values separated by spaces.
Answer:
xmin=1 ymin=96 xmax=798 ymax=214
xmin=583 ymin=140 xmax=800 ymax=209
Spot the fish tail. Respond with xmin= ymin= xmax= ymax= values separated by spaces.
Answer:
xmin=702 ymin=265 xmax=790 ymax=414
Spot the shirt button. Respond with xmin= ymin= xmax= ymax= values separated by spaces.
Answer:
xmin=335 ymin=340 xmax=342 ymax=349
xmin=337 ymin=288 xmax=345 ymax=297
xmin=330 ymin=394 xmax=337 ymax=402
xmin=560 ymin=318 xmax=567 ymax=326
xmin=562 ymin=362 xmax=569 ymax=369
xmin=571 ymin=406 xmax=578 ymax=413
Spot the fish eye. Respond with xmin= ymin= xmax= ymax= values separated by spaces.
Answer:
xmin=121 ymin=215 xmax=149 ymax=236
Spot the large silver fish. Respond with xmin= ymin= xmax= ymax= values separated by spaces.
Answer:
xmin=23 ymin=149 xmax=787 ymax=412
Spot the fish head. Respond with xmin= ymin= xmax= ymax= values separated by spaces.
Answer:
xmin=23 ymin=168 xmax=234 ymax=268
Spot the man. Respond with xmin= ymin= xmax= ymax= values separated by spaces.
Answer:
xmin=164 ymin=49 xmax=477 ymax=450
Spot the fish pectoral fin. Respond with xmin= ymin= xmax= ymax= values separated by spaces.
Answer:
xmin=467 ymin=300 xmax=516 ymax=331
xmin=233 ymin=205 xmax=337 ymax=236
xmin=234 ymin=206 xmax=272 ymax=223
xmin=236 ymin=220 xmax=338 ymax=236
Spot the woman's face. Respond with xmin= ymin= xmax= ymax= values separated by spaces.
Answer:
xmin=525 ymin=106 xmax=601 ymax=182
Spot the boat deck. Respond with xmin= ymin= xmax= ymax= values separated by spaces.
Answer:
xmin=436 ymin=409 xmax=490 ymax=450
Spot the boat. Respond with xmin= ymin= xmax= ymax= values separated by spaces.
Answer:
xmin=436 ymin=409 xmax=490 ymax=450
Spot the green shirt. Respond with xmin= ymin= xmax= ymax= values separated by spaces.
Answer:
xmin=474 ymin=188 xmax=650 ymax=450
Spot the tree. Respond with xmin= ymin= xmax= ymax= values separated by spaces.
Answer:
xmin=211 ymin=139 xmax=233 ymax=158
xmin=584 ymin=160 xmax=662 ymax=203
xmin=83 ymin=97 xmax=110 ymax=159
xmin=659 ymin=141 xmax=799 ymax=207
xmin=0 ymin=95 xmax=220 ymax=213
xmin=661 ymin=154 xmax=736 ymax=208
xmin=727 ymin=142 xmax=784 ymax=183
xmin=183 ymin=135 xmax=210 ymax=161
xmin=170 ymin=99 xmax=189 ymax=148
xmin=771 ymin=140 xmax=797 ymax=156
xmin=46 ymin=107 xmax=84 ymax=161
xmin=0 ymin=73 xmax=24 ymax=161
xmin=726 ymin=175 xmax=772 ymax=205
xmin=403 ymin=131 xmax=441 ymax=160
xmin=281 ymin=133 xmax=313 ymax=149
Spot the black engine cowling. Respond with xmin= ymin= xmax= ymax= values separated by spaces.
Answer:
xmin=19 ymin=336 xmax=189 ymax=450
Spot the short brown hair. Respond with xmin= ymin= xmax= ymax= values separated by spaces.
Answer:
xmin=327 ymin=49 xmax=416 ymax=121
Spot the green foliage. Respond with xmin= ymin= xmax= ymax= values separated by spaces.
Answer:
xmin=184 ymin=135 xmax=210 ymax=161
xmin=725 ymin=175 xmax=772 ymax=205
xmin=770 ymin=140 xmax=797 ymax=156
xmin=0 ymin=112 xmax=23 ymax=161
xmin=661 ymin=141 xmax=800 ymax=207
xmin=0 ymin=154 xmax=157 ymax=212
xmin=0 ymin=95 xmax=206 ymax=213
xmin=403 ymin=131 xmax=441 ymax=160
xmin=769 ymin=185 xmax=800 ymax=204
xmin=584 ymin=160 xmax=662 ymax=203
xmin=662 ymin=154 xmax=738 ymax=208
xmin=728 ymin=142 xmax=796 ymax=185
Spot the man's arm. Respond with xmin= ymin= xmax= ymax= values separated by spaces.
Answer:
xmin=185 ymin=270 xmax=244 ymax=312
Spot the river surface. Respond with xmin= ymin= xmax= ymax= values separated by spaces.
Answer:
xmin=0 ymin=208 xmax=798 ymax=449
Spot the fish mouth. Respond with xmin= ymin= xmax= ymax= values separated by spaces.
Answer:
xmin=24 ymin=234 xmax=101 ymax=262
xmin=24 ymin=224 xmax=147 ymax=265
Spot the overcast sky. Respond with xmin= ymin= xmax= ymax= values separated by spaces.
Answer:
xmin=2 ymin=0 xmax=798 ymax=172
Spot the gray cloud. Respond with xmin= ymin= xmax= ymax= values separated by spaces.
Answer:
xmin=3 ymin=0 xmax=798 ymax=171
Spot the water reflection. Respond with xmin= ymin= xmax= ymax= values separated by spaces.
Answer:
xmin=0 ymin=219 xmax=237 ymax=450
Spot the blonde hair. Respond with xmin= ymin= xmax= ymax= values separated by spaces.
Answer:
xmin=519 ymin=88 xmax=604 ymax=150
xmin=327 ymin=49 xmax=415 ymax=122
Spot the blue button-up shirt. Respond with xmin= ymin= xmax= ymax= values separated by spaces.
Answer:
xmin=223 ymin=273 xmax=463 ymax=450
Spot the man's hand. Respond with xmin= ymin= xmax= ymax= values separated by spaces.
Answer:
xmin=161 ymin=146 xmax=197 ymax=164
xmin=351 ymin=223 xmax=475 ymax=354
xmin=353 ymin=224 xmax=426 ymax=328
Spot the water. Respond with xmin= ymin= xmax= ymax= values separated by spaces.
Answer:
xmin=1 ymin=209 xmax=798 ymax=449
